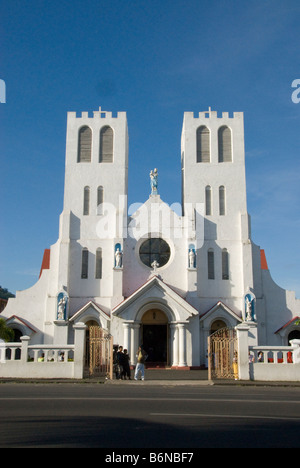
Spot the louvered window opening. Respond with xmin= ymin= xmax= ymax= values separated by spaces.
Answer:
xmin=99 ymin=126 xmax=113 ymax=162
xmin=208 ymin=249 xmax=215 ymax=279
xmin=218 ymin=126 xmax=232 ymax=162
xmin=83 ymin=187 xmax=90 ymax=215
xmin=81 ymin=248 xmax=89 ymax=279
xmin=219 ymin=186 xmax=225 ymax=215
xmin=95 ymin=248 xmax=102 ymax=279
xmin=205 ymin=186 xmax=212 ymax=216
xmin=222 ymin=249 xmax=229 ymax=280
xmin=78 ymin=126 xmax=92 ymax=162
xmin=196 ymin=126 xmax=210 ymax=163
xmin=97 ymin=186 xmax=104 ymax=215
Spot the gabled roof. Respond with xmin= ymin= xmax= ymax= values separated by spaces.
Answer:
xmin=275 ymin=316 xmax=300 ymax=334
xmin=113 ymin=275 xmax=198 ymax=321
xmin=69 ymin=300 xmax=110 ymax=323
xmin=5 ymin=315 xmax=38 ymax=333
xmin=199 ymin=301 xmax=242 ymax=323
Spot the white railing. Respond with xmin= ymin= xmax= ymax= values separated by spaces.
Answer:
xmin=236 ymin=323 xmax=300 ymax=382
xmin=0 ymin=322 xmax=87 ymax=379
xmin=0 ymin=343 xmax=74 ymax=363
xmin=250 ymin=346 xmax=294 ymax=364
xmin=27 ymin=344 xmax=74 ymax=363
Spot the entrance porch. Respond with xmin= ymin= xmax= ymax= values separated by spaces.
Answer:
xmin=112 ymin=276 xmax=199 ymax=368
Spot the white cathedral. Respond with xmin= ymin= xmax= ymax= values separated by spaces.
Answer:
xmin=2 ymin=107 xmax=300 ymax=368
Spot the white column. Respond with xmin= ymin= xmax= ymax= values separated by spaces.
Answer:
xmin=178 ymin=322 xmax=187 ymax=367
xmin=236 ymin=323 xmax=250 ymax=381
xmin=203 ymin=327 xmax=210 ymax=368
xmin=73 ymin=322 xmax=87 ymax=379
xmin=130 ymin=323 xmax=140 ymax=365
xmin=170 ymin=323 xmax=179 ymax=367
xmin=20 ymin=335 xmax=30 ymax=364
xmin=123 ymin=322 xmax=131 ymax=353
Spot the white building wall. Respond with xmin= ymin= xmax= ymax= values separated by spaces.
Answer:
xmin=2 ymin=107 xmax=300 ymax=370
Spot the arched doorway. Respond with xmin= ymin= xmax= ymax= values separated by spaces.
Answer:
xmin=8 ymin=328 xmax=22 ymax=360
xmin=210 ymin=319 xmax=227 ymax=335
xmin=288 ymin=330 xmax=300 ymax=342
xmin=141 ymin=309 xmax=168 ymax=365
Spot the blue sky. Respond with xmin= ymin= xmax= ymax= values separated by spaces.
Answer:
xmin=1 ymin=0 xmax=300 ymax=298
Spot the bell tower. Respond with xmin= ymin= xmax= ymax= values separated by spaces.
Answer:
xmin=58 ymin=107 xmax=128 ymax=309
xmin=181 ymin=108 xmax=253 ymax=312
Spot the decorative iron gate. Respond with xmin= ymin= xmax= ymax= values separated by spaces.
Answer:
xmin=89 ymin=326 xmax=113 ymax=379
xmin=208 ymin=327 xmax=238 ymax=380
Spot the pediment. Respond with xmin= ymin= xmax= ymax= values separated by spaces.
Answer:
xmin=5 ymin=315 xmax=38 ymax=336
xmin=275 ymin=316 xmax=300 ymax=336
xmin=69 ymin=301 xmax=110 ymax=329
xmin=113 ymin=275 xmax=198 ymax=323
xmin=200 ymin=301 xmax=242 ymax=328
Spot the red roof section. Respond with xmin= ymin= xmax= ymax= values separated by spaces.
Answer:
xmin=275 ymin=316 xmax=300 ymax=334
xmin=260 ymin=249 xmax=268 ymax=270
xmin=39 ymin=249 xmax=50 ymax=278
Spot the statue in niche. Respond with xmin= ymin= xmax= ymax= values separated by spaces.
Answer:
xmin=245 ymin=294 xmax=255 ymax=322
xmin=189 ymin=249 xmax=196 ymax=269
xmin=150 ymin=168 xmax=158 ymax=194
xmin=115 ymin=248 xmax=123 ymax=268
xmin=57 ymin=293 xmax=68 ymax=321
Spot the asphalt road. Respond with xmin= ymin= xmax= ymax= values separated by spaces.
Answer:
xmin=0 ymin=383 xmax=299 ymax=449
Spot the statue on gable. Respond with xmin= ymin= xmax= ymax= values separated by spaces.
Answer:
xmin=151 ymin=260 xmax=159 ymax=273
xmin=57 ymin=291 xmax=68 ymax=321
xmin=150 ymin=168 xmax=158 ymax=194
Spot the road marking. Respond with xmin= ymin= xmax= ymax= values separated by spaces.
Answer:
xmin=149 ymin=413 xmax=300 ymax=422
xmin=0 ymin=397 xmax=299 ymax=404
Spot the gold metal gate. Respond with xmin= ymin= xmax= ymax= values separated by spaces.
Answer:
xmin=208 ymin=327 xmax=238 ymax=380
xmin=89 ymin=326 xmax=113 ymax=379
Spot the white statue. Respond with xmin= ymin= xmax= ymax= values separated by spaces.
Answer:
xmin=151 ymin=260 xmax=159 ymax=272
xmin=115 ymin=248 xmax=123 ymax=268
xmin=150 ymin=168 xmax=158 ymax=194
xmin=245 ymin=296 xmax=253 ymax=321
xmin=57 ymin=296 xmax=66 ymax=320
xmin=189 ymin=249 xmax=195 ymax=268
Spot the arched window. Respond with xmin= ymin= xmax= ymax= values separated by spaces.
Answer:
xmin=83 ymin=186 xmax=90 ymax=215
xmin=222 ymin=249 xmax=229 ymax=280
xmin=196 ymin=126 xmax=210 ymax=162
xmin=205 ymin=186 xmax=212 ymax=216
xmin=99 ymin=126 xmax=113 ymax=162
xmin=218 ymin=126 xmax=232 ymax=162
xmin=208 ymin=249 xmax=215 ymax=279
xmin=219 ymin=186 xmax=226 ymax=215
xmin=81 ymin=248 xmax=89 ymax=279
xmin=97 ymin=186 xmax=104 ymax=215
xmin=95 ymin=248 xmax=102 ymax=279
xmin=78 ymin=126 xmax=92 ymax=162
xmin=210 ymin=320 xmax=227 ymax=335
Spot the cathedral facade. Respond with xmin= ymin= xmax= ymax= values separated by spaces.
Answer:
xmin=2 ymin=107 xmax=300 ymax=368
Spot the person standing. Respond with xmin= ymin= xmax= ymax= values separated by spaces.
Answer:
xmin=122 ymin=349 xmax=131 ymax=379
xmin=134 ymin=345 xmax=148 ymax=381
xmin=116 ymin=346 xmax=125 ymax=380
